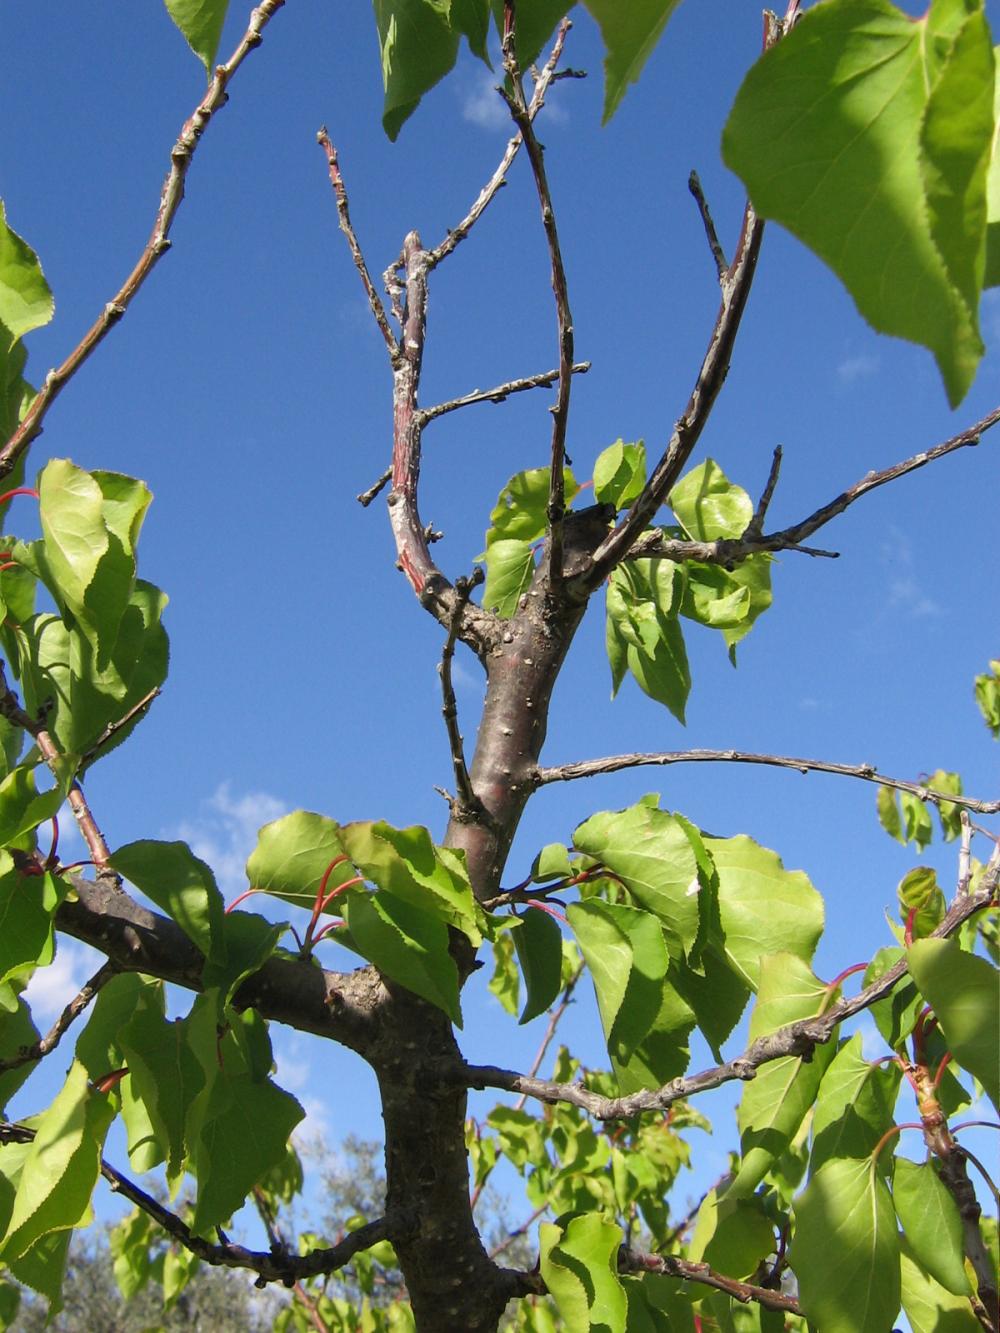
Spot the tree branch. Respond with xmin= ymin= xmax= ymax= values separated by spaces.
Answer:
xmin=533 ymin=747 xmax=1000 ymax=814
xmin=620 ymin=1248 xmax=802 ymax=1316
xmin=55 ymin=874 xmax=381 ymax=1055
xmin=0 ymin=0 xmax=287 ymax=480
xmin=0 ymin=961 xmax=117 ymax=1074
xmin=687 ymin=171 xmax=728 ymax=283
xmin=501 ymin=6 xmax=574 ymax=590
xmin=419 ymin=363 xmax=590 ymax=425
xmin=317 ymin=130 xmax=399 ymax=359
xmin=439 ymin=570 xmax=485 ymax=817
xmin=459 ymin=878 xmax=995 ymax=1120
xmin=426 ymin=19 xmax=574 ymax=270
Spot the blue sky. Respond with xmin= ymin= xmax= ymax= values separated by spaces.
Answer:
xmin=4 ymin=0 xmax=998 ymax=1264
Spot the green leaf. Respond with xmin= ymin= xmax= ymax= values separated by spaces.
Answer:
xmin=0 ymin=982 xmax=39 ymax=1114
xmin=0 ymin=1061 xmax=115 ymax=1260
xmin=450 ymin=0 xmax=490 ymax=61
xmin=899 ymin=1233 xmax=982 ymax=1332
xmin=671 ymin=944 xmax=750 ymax=1059
xmin=483 ymin=466 xmax=580 ymax=548
xmin=704 ymin=834 xmax=824 ymax=990
xmin=792 ymin=1157 xmax=900 ymax=1333
xmin=480 ymin=537 xmax=536 ymax=617
xmin=246 ymin=809 xmax=351 ymax=911
xmin=892 ymin=1157 xmax=971 ymax=1296
xmin=488 ymin=933 xmax=520 ymax=1015
xmin=110 ymin=1209 xmax=154 ymax=1302
xmin=0 ymin=204 xmax=53 ymax=343
xmin=592 ymin=440 xmax=646 ymax=509
xmin=688 ymin=1189 xmax=775 ymax=1280
xmin=6 ymin=1230 xmax=70 ymax=1321
xmin=907 ymin=937 xmax=999 ymax=1111
xmin=340 ymin=820 xmax=483 ymax=945
xmin=810 ymin=1034 xmax=902 ymax=1172
xmin=532 ymin=842 xmax=574 ymax=883
xmin=513 ymin=906 xmax=564 ymax=1024
xmin=582 ymin=0 xmax=682 ymax=122
xmin=74 ymin=972 xmax=160 ymax=1080
xmin=489 ymin=0 xmax=574 ymax=69
xmin=0 ymin=864 xmax=68 ymax=989
xmin=723 ymin=0 xmax=995 ymax=406
xmin=341 ymin=888 xmax=462 ymax=1025
xmin=864 ymin=946 xmax=922 ymax=1050
xmin=119 ymin=1006 xmax=206 ymax=1180
xmin=191 ymin=1071 xmax=303 ymax=1233
xmin=925 ymin=769 xmax=964 ymax=840
xmin=897 ymin=865 xmax=946 ymax=938
xmin=669 ymin=459 xmax=752 ymax=541
xmin=876 ymin=784 xmax=903 ymax=842
xmin=606 ymin=559 xmax=691 ymax=719
xmin=0 ymin=762 xmax=72 ymax=849
xmin=730 ymin=954 xmax=835 ymax=1197
xmin=109 ymin=840 xmax=225 ymax=965
xmin=374 ymin=0 xmax=460 ymax=140
xmin=573 ymin=802 xmax=700 ymax=960
xmin=974 ymin=657 xmax=1000 ymax=735
xmin=163 ymin=0 xmax=231 ymax=73
xmin=539 ymin=1213 xmax=627 ymax=1331
xmin=35 ymin=459 xmax=108 ymax=619
xmin=568 ymin=899 xmax=671 ymax=1066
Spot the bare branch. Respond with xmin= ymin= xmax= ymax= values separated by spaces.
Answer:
xmin=621 ymin=1249 xmax=802 ymax=1316
xmin=459 ymin=878 xmax=995 ymax=1120
xmin=687 ymin=171 xmax=728 ymax=283
xmin=419 ymin=362 xmax=590 ymax=425
xmin=317 ymin=130 xmax=399 ymax=359
xmin=0 ymin=0 xmax=287 ymax=480
xmin=439 ymin=570 xmax=486 ymax=816
xmin=746 ymin=444 xmax=782 ymax=538
xmin=533 ymin=748 xmax=1000 ymax=815
xmin=427 ymin=19 xmax=573 ymax=269
xmin=78 ymin=687 xmax=160 ymax=777
xmin=761 ymin=403 xmax=1000 ymax=550
xmin=575 ymin=14 xmax=785 ymax=593
xmin=0 ymin=961 xmax=117 ymax=1074
xmin=501 ymin=6 xmax=575 ymax=590
xmin=357 ymin=467 xmax=392 ymax=508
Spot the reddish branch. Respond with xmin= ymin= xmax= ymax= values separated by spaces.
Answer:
xmin=459 ymin=876 xmax=996 ymax=1120
xmin=0 ymin=0 xmax=286 ymax=480
xmin=534 ymin=747 xmax=1000 ymax=814
xmin=621 ymin=1249 xmax=802 ymax=1316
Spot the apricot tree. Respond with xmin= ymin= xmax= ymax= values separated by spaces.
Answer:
xmin=0 ymin=2 xmax=997 ymax=1331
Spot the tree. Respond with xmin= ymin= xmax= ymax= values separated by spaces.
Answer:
xmin=0 ymin=0 xmax=997 ymax=1330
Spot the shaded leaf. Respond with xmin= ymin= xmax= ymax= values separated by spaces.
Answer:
xmin=810 ymin=1034 xmax=902 ymax=1171
xmin=907 ymin=937 xmax=999 ymax=1111
xmin=119 ymin=1006 xmax=206 ymax=1180
xmin=514 ymin=905 xmax=564 ymax=1024
xmin=689 ymin=1189 xmax=775 ymax=1280
xmin=109 ymin=839 xmax=226 ymax=965
xmin=892 ymin=1157 xmax=970 ymax=1296
xmin=899 ymin=1233 xmax=981 ymax=1332
xmin=582 ymin=0 xmax=682 ymax=122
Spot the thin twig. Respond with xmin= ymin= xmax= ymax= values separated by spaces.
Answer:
xmin=746 ymin=445 xmax=782 ymax=538
xmin=419 ymin=363 xmax=590 ymax=425
xmin=663 ymin=1170 xmax=734 ymax=1247
xmin=501 ymin=5 xmax=574 ymax=590
xmin=621 ymin=1248 xmax=802 ymax=1316
xmin=0 ymin=665 xmax=113 ymax=867
xmin=0 ymin=961 xmax=118 ymax=1074
xmin=532 ymin=748 xmax=1000 ymax=814
xmin=959 ymin=811 xmax=973 ymax=894
xmin=426 ymin=20 xmax=573 ymax=269
xmin=316 ymin=130 xmax=399 ymax=359
xmin=78 ymin=687 xmax=160 ymax=776
xmin=577 ymin=12 xmax=784 ymax=593
xmin=357 ymin=467 xmax=392 ymax=507
xmin=0 ymin=0 xmax=286 ymax=480
xmin=488 ymin=1201 xmax=549 ymax=1260
xmin=253 ymin=1188 xmax=329 ymax=1333
xmin=458 ymin=878 xmax=995 ymax=1121
xmin=439 ymin=570 xmax=485 ymax=815
xmin=687 ymin=171 xmax=728 ymax=283
xmin=761 ymin=403 xmax=1000 ymax=551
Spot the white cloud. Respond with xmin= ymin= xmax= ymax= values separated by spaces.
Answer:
xmin=837 ymin=353 xmax=879 ymax=383
xmin=461 ymin=67 xmax=508 ymax=131
xmin=173 ymin=782 xmax=288 ymax=901
xmin=23 ymin=940 xmax=97 ymax=1023
xmin=276 ymin=1037 xmax=332 ymax=1145
xmin=880 ymin=527 xmax=942 ymax=619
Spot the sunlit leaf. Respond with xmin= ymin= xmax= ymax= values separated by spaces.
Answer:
xmin=0 ymin=203 xmax=53 ymax=343
xmin=514 ymin=905 xmax=564 ymax=1024
xmin=724 ymin=0 xmax=995 ymax=405
xmin=792 ymin=1157 xmax=900 ymax=1333
xmin=592 ymin=439 xmax=646 ymax=509
xmin=163 ymin=0 xmax=231 ymax=73
xmin=539 ymin=1213 xmax=627 ymax=1331
xmin=810 ymin=1034 xmax=901 ymax=1172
